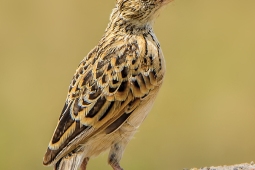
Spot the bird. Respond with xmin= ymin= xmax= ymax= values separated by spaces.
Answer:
xmin=43 ymin=0 xmax=172 ymax=169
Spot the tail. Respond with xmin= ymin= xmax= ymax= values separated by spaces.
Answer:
xmin=54 ymin=152 xmax=84 ymax=170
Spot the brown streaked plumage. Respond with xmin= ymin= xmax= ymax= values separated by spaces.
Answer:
xmin=43 ymin=0 xmax=172 ymax=169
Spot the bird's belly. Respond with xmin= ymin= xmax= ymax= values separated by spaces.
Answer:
xmin=81 ymin=86 xmax=161 ymax=158
xmin=125 ymin=87 xmax=160 ymax=129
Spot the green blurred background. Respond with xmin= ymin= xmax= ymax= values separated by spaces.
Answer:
xmin=1 ymin=0 xmax=255 ymax=169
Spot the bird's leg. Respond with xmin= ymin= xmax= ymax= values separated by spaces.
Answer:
xmin=80 ymin=157 xmax=89 ymax=170
xmin=111 ymin=163 xmax=124 ymax=170
xmin=108 ymin=143 xmax=125 ymax=170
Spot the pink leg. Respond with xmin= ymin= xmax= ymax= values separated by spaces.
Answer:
xmin=110 ymin=163 xmax=124 ymax=170
xmin=80 ymin=157 xmax=89 ymax=170
xmin=108 ymin=143 xmax=125 ymax=170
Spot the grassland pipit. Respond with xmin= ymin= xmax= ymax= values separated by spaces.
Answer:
xmin=43 ymin=0 xmax=172 ymax=169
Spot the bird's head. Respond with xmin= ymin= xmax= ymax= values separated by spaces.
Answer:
xmin=115 ymin=0 xmax=172 ymax=25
